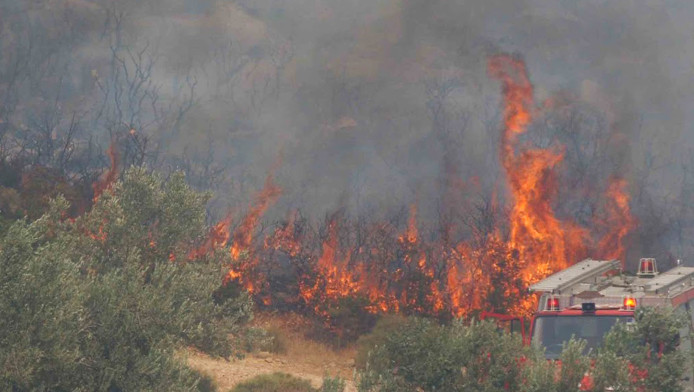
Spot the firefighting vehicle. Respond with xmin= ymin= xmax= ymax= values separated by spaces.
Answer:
xmin=520 ymin=257 xmax=694 ymax=387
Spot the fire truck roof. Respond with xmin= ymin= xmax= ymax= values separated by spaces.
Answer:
xmin=535 ymin=309 xmax=635 ymax=317
xmin=529 ymin=259 xmax=620 ymax=294
xmin=531 ymin=259 xmax=694 ymax=309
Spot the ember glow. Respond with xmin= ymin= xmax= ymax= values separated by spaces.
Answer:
xmin=191 ymin=53 xmax=636 ymax=319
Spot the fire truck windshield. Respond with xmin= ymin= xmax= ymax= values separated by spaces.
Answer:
xmin=532 ymin=315 xmax=634 ymax=359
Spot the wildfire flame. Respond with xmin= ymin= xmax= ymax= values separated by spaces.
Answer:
xmin=264 ymin=210 xmax=302 ymax=257
xmin=188 ymin=213 xmax=233 ymax=260
xmin=78 ymin=50 xmax=637 ymax=322
xmin=489 ymin=54 xmax=589 ymax=287
xmin=230 ymin=173 xmax=282 ymax=261
xmin=211 ymin=53 xmax=636 ymax=320
xmin=597 ymin=177 xmax=637 ymax=266
xmin=224 ymin=172 xmax=282 ymax=298
xmin=92 ymin=142 xmax=120 ymax=203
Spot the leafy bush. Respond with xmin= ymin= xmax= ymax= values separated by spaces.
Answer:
xmin=355 ymin=315 xmax=409 ymax=369
xmin=309 ymin=295 xmax=379 ymax=348
xmin=357 ymin=308 xmax=690 ymax=392
xmin=358 ymin=318 xmax=529 ymax=392
xmin=320 ymin=375 xmax=346 ymax=392
xmin=229 ymin=373 xmax=345 ymax=392
xmin=0 ymin=168 xmax=251 ymax=391
xmin=230 ymin=373 xmax=315 ymax=392
xmin=600 ymin=306 xmax=688 ymax=392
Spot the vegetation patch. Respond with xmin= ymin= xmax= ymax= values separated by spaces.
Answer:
xmin=354 ymin=315 xmax=409 ymax=369
xmin=356 ymin=308 xmax=687 ymax=392
xmin=241 ymin=326 xmax=289 ymax=354
xmin=230 ymin=373 xmax=315 ymax=392
xmin=0 ymin=169 xmax=251 ymax=391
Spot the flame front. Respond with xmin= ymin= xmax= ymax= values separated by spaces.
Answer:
xmin=208 ymin=53 xmax=636 ymax=320
xmin=224 ymin=172 xmax=282 ymax=301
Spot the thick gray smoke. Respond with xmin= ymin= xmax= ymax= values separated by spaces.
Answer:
xmin=1 ymin=0 xmax=693 ymax=263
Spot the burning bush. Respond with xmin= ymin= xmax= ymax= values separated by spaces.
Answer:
xmin=185 ymin=54 xmax=640 ymax=329
xmin=0 ymin=51 xmax=643 ymax=342
xmin=308 ymin=295 xmax=379 ymax=347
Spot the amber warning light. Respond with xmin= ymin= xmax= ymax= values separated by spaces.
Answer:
xmin=623 ymin=296 xmax=637 ymax=310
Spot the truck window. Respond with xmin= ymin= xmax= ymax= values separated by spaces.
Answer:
xmin=532 ymin=315 xmax=634 ymax=359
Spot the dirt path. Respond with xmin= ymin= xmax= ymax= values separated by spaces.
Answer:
xmin=186 ymin=314 xmax=358 ymax=391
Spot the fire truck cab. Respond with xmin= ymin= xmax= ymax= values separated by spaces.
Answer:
xmin=529 ymin=258 xmax=694 ymax=387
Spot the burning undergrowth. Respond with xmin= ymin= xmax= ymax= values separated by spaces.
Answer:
xmin=178 ymin=53 xmax=637 ymax=338
xmin=71 ymin=53 xmax=636 ymax=343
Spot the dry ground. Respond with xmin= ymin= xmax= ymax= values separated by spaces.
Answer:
xmin=186 ymin=313 xmax=358 ymax=391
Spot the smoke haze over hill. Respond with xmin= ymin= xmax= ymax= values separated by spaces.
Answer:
xmin=1 ymin=0 xmax=693 ymax=265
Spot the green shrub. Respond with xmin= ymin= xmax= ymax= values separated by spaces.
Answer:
xmin=0 ymin=169 xmax=252 ymax=391
xmin=556 ymin=339 xmax=590 ymax=392
xmin=230 ymin=372 xmax=315 ymax=392
xmin=355 ymin=315 xmax=408 ymax=369
xmin=601 ymin=306 xmax=688 ymax=392
xmin=228 ymin=372 xmax=345 ymax=392
xmin=357 ymin=318 xmax=529 ymax=392
xmin=320 ymin=375 xmax=346 ymax=392
xmin=358 ymin=308 xmax=690 ymax=392
xmin=319 ymin=376 xmax=345 ymax=392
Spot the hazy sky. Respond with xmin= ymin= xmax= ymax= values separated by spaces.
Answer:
xmin=3 ymin=0 xmax=693 ymax=236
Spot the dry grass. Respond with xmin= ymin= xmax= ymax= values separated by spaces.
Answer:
xmin=187 ymin=312 xmax=356 ymax=392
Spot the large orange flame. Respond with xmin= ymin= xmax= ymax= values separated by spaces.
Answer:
xmin=216 ymin=53 xmax=636 ymax=322
xmin=489 ymin=54 xmax=588 ymax=289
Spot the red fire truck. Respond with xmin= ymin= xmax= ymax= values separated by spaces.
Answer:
xmin=518 ymin=257 xmax=694 ymax=389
